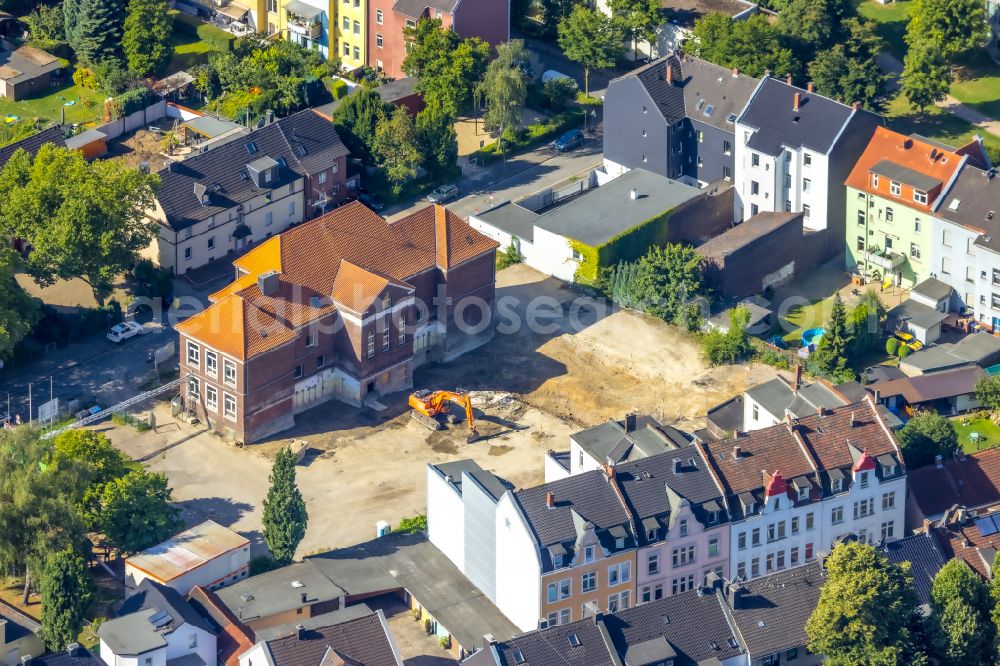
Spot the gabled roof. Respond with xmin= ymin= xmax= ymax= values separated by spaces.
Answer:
xmin=125 ymin=520 xmax=249 ymax=584
xmin=946 ymin=167 xmax=1000 ymax=252
xmin=0 ymin=124 xmax=65 ymax=170
xmin=101 ymin=580 xmax=214 ymax=655
xmin=572 ymin=415 xmax=689 ymax=466
xmin=745 ymin=375 xmax=847 ymax=421
xmin=263 ymin=611 xmax=401 ymax=666
xmin=176 ymin=293 xmax=297 ymax=361
xmin=155 ymin=109 xmax=349 ymax=232
xmin=738 ymin=77 xmax=878 ymax=156
xmin=881 ymin=531 xmax=948 ymax=606
xmin=908 ymin=448 xmax=1000 ymax=518
xmin=725 ymin=563 xmax=823 ymax=657
xmin=911 ymin=277 xmax=954 ymax=302
xmin=186 ymin=586 xmax=255 ymax=666
xmin=490 ymin=617 xmax=618 ymax=666
xmin=870 ymin=364 xmax=985 ymax=404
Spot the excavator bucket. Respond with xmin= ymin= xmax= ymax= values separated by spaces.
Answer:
xmin=466 ymin=428 xmax=481 ymax=444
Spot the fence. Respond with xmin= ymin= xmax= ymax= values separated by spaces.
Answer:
xmin=94 ymin=99 xmax=168 ymax=140
xmin=42 ymin=377 xmax=181 ymax=440
xmin=520 ymin=172 xmax=597 ymax=212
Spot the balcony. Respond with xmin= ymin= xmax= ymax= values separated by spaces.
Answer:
xmin=863 ymin=248 xmax=906 ymax=271
xmin=287 ymin=17 xmax=322 ymax=39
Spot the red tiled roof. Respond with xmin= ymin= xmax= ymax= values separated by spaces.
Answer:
xmin=853 ymin=449 xmax=876 ymax=472
xmin=177 ymin=294 xmax=297 ymax=361
xmin=937 ymin=522 xmax=1000 ymax=580
xmin=909 ymin=448 xmax=1000 ymax=518
xmin=186 ymin=586 xmax=255 ymax=666
xmin=764 ymin=470 xmax=787 ymax=498
xmin=794 ymin=398 xmax=899 ymax=471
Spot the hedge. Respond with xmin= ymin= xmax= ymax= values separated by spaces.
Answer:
xmin=170 ymin=10 xmax=236 ymax=51
xmin=117 ymin=87 xmax=158 ymax=115
xmin=470 ymin=108 xmax=584 ymax=165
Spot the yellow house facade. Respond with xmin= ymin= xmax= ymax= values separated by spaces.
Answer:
xmin=246 ymin=0 xmax=365 ymax=68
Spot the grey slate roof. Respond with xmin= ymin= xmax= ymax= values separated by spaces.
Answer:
xmin=881 ymin=532 xmax=948 ymax=607
xmin=604 ymin=589 xmax=743 ymax=665
xmin=945 ymin=168 xmax=1000 ymax=252
xmin=473 ymin=201 xmax=539 ymax=243
xmin=491 ymin=617 xmax=618 ymax=666
xmin=375 ymin=77 xmax=418 ymax=103
xmin=726 ymin=562 xmax=823 ymax=658
xmin=738 ymin=77 xmax=876 ymax=156
xmin=534 ymin=169 xmax=701 ymax=247
xmin=870 ymin=160 xmax=942 ymax=192
xmin=745 ymin=376 xmax=847 ymax=421
xmin=888 ymin=299 xmax=949 ymax=330
xmin=429 ymin=459 xmax=511 ymax=502
xmin=911 ymin=277 xmax=954 ymax=302
xmin=572 ymin=415 xmax=689 ymax=466
xmin=263 ymin=610 xmax=400 ymax=666
xmin=0 ymin=124 xmax=65 ymax=169
xmin=101 ymin=579 xmax=214 ymax=655
xmin=27 ymin=647 xmax=104 ymax=666
xmin=391 ymin=0 xmax=459 ymax=17
xmin=156 ymin=109 xmax=349 ymax=232
xmin=216 ymin=559 xmax=346 ymax=623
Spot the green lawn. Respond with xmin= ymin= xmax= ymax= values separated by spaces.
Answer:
xmin=950 ymin=50 xmax=1000 ymax=121
xmin=0 ymin=79 xmax=105 ymax=127
xmin=779 ymin=295 xmax=837 ymax=344
xmin=166 ymin=30 xmax=214 ymax=75
xmin=885 ymin=94 xmax=1000 ymax=159
xmin=852 ymin=0 xmax=912 ymax=57
xmin=953 ymin=414 xmax=1000 ymax=453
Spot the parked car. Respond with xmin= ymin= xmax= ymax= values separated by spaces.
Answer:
xmin=357 ymin=188 xmax=385 ymax=212
xmin=107 ymin=321 xmax=145 ymax=343
xmin=893 ymin=331 xmax=923 ymax=351
xmin=542 ymin=70 xmax=577 ymax=88
xmin=553 ymin=129 xmax=584 ymax=152
xmin=427 ymin=184 xmax=459 ymax=204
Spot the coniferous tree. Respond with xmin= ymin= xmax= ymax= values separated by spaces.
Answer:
xmin=262 ymin=447 xmax=308 ymax=564
xmin=64 ymin=0 xmax=126 ymax=65
xmin=123 ymin=0 xmax=173 ymax=77
xmin=40 ymin=547 xmax=94 ymax=650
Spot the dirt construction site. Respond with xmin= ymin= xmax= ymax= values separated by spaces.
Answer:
xmin=100 ymin=264 xmax=778 ymax=557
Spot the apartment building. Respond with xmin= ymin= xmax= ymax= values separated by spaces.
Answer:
xmin=602 ymin=53 xmax=759 ymax=186
xmin=700 ymin=397 xmax=906 ymax=581
xmin=563 ymin=413 xmax=690 ymax=477
xmin=742 ymin=370 xmax=849 ymax=432
xmin=734 ymin=77 xmax=881 ymax=254
xmin=366 ymin=0 xmax=509 ymax=78
xmin=175 ymin=202 xmax=498 ymax=443
xmin=144 ymin=109 xmax=351 ymax=275
xmin=241 ymin=0 xmax=366 ymax=67
xmin=495 ymin=470 xmax=638 ymax=632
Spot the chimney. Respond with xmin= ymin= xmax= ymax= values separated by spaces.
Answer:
xmin=852 ymin=101 xmax=861 ymax=111
xmin=258 ymin=270 xmax=279 ymax=296
xmin=935 ymin=454 xmax=944 ymax=469
xmin=624 ymin=413 xmax=637 ymax=432
xmin=850 ymin=411 xmax=857 ymax=427
xmin=793 ymin=365 xmax=802 ymax=391
xmin=666 ymin=64 xmax=673 ymax=85
xmin=296 ymin=624 xmax=305 ymax=640
xmin=66 ymin=644 xmax=80 ymax=658
xmin=727 ymin=584 xmax=745 ymax=609
xmin=484 ymin=634 xmax=497 ymax=648
xmin=793 ymin=92 xmax=801 ymax=112
xmin=785 ymin=74 xmax=792 ymax=86
xmin=732 ymin=67 xmax=739 ymax=78
xmin=300 ymin=592 xmax=307 ymax=604
xmin=630 ymin=188 xmax=639 ymax=200
xmin=672 ymin=458 xmax=682 ymax=474
xmin=806 ymin=82 xmax=814 ymax=93
xmin=817 ymin=406 xmax=826 ymax=417
xmin=922 ymin=518 xmax=932 ymax=533
xmin=732 ymin=445 xmax=742 ymax=459
xmin=20 ymin=657 xmax=31 ymax=666
xmin=265 ymin=109 xmax=275 ymax=126
xmin=546 ymin=491 xmax=555 ymax=508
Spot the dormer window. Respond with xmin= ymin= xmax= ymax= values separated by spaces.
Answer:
xmin=584 ymin=545 xmax=595 ymax=563
xmin=872 ymin=174 xmax=879 ymax=187
xmin=860 ymin=471 xmax=869 ymax=488
xmin=890 ymin=180 xmax=901 ymax=196
xmin=773 ymin=498 xmax=780 ymax=510
xmin=833 ymin=478 xmax=843 ymax=492
xmin=884 ymin=463 xmax=896 ymax=477
xmin=707 ymin=510 xmax=718 ymax=524
xmin=382 ymin=294 xmax=391 ymax=309
xmin=647 ymin=528 xmax=656 ymax=541
xmin=797 ymin=486 xmax=808 ymax=502
xmin=615 ymin=537 xmax=625 ymax=549
xmin=914 ymin=190 xmax=928 ymax=204
xmin=553 ymin=554 xmax=564 ymax=567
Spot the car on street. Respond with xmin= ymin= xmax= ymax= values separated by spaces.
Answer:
xmin=427 ymin=184 xmax=459 ymax=204
xmin=553 ymin=129 xmax=584 ymax=152
xmin=893 ymin=331 xmax=923 ymax=351
xmin=107 ymin=321 xmax=145 ymax=343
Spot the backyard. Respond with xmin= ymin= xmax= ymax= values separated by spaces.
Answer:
xmin=950 ymin=51 xmax=1000 ymax=121
xmin=165 ymin=28 xmax=214 ymax=75
xmin=885 ymin=94 xmax=1000 ymax=159
xmin=953 ymin=413 xmax=1000 ymax=453
xmin=853 ymin=0 xmax=911 ymax=57
xmin=0 ymin=79 xmax=105 ymax=126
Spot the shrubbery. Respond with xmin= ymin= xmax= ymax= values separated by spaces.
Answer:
xmin=470 ymin=108 xmax=583 ymax=164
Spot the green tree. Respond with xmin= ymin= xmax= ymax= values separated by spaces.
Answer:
xmin=415 ymin=104 xmax=458 ymax=177
xmin=24 ymin=4 xmax=65 ymax=42
xmin=63 ymin=0 xmax=126 ymax=65
xmin=806 ymin=541 xmax=927 ymax=666
xmin=975 ymin=374 xmax=1000 ymax=412
xmin=610 ymin=0 xmax=663 ymax=58
xmin=0 ymin=248 xmax=40 ymax=362
xmin=846 ymin=289 xmax=886 ymax=357
xmin=896 ymin=412 xmax=958 ymax=468
xmin=53 ymin=430 xmax=131 ymax=489
xmin=332 ymin=87 xmax=392 ymax=164
xmin=900 ymin=39 xmax=952 ymax=113
xmin=703 ymin=306 xmax=754 ymax=365
xmin=906 ymin=0 xmax=989 ymax=59
xmin=557 ymin=6 xmax=624 ymax=97
xmin=402 ymin=18 xmax=491 ymax=117
xmin=40 ymin=547 xmax=93 ymax=650
xmin=0 ymin=145 xmax=159 ymax=306
xmin=634 ymin=243 xmax=707 ymax=329
xmin=928 ymin=559 xmax=995 ymax=664
xmin=688 ymin=13 xmax=797 ymax=79
xmin=479 ymin=41 xmax=528 ymax=137
xmin=808 ymin=18 xmax=887 ymax=111
xmin=777 ymin=0 xmax=854 ymax=62
xmin=886 ymin=337 xmax=900 ymax=356
xmin=262 ymin=447 xmax=308 ymax=564
xmin=373 ymin=107 xmax=422 ymax=194
xmin=122 ymin=0 xmax=172 ymax=77
xmin=85 ymin=470 xmax=182 ymax=556
xmin=812 ymin=293 xmax=851 ymax=376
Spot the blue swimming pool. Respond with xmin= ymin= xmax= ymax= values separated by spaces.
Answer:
xmin=802 ymin=327 xmax=826 ymax=349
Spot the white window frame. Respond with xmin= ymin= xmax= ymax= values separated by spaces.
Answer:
xmin=205 ymin=350 xmax=217 ymax=377
xmin=187 ymin=341 xmax=200 ymax=366
xmin=205 ymin=384 xmax=218 ymax=411
xmin=890 ymin=180 xmax=901 ymax=196
xmin=223 ymin=358 xmax=237 ymax=387
xmin=223 ymin=392 xmax=237 ymax=420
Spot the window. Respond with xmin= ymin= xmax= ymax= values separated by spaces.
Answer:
xmin=791 ymin=516 xmax=799 ymax=534
xmin=187 ymin=376 xmax=200 ymax=400
xmin=697 ymin=130 xmax=704 ymax=142
xmin=376 ymin=9 xmax=383 ymax=23
xmin=751 ymin=180 xmax=759 ymax=195
xmin=316 ymin=355 xmax=324 ymax=369
xmin=264 ymin=211 xmax=273 ymax=227
xmin=784 ymin=173 xmax=792 ymax=188
xmin=832 ymin=477 xmax=844 ymax=492
xmin=784 ymin=199 xmax=792 ymax=212
xmin=751 ymin=203 xmax=759 ymax=216
xmin=890 ymin=180 xmax=901 ymax=196
xmin=738 ymin=532 xmax=747 ymax=550
xmin=318 ymin=171 xmax=327 ymax=184
xmin=582 ymin=571 xmax=597 ymax=592
xmin=872 ymin=174 xmax=879 ymax=188
xmin=857 ymin=236 xmax=865 ymax=252
xmin=723 ymin=140 xmax=732 ymax=155
xmin=831 ymin=506 xmax=844 ymax=524
xmin=223 ymin=393 xmax=237 ymax=420
xmin=911 ymin=243 xmax=921 ymax=259
xmin=382 ymin=325 xmax=390 ymax=351
xmin=367 ymin=333 xmax=375 ymax=358
xmin=708 ymin=537 xmax=719 ymax=557
xmin=207 ymin=236 xmax=215 ymax=250
xmin=343 ymin=43 xmax=349 ymax=56
xmin=584 ymin=545 xmax=595 ymax=563
xmin=331 ymin=162 xmax=339 ymax=174
xmin=607 ymin=590 xmax=630 ymax=612
xmin=205 ymin=384 xmax=217 ymax=410
xmin=767 ymin=521 xmax=786 ymax=542
xmin=881 ymin=521 xmax=895 ymax=540
xmin=802 ymin=178 xmax=811 ymax=192
xmin=790 ymin=546 xmax=799 ymax=566
xmin=647 ymin=553 xmax=659 ymax=574
xmin=267 ymin=0 xmax=277 ymax=10
xmin=342 ymin=16 xmax=349 ymax=29
xmin=803 ymin=152 xmax=812 ymax=166
xmin=806 ymin=512 xmax=814 ymax=530
xmin=943 ymin=229 xmax=952 ymax=246
xmin=201 ymin=351 xmax=217 ymax=378
xmin=547 ymin=578 xmax=571 ymax=602
xmin=306 ymin=332 xmax=317 ymax=347
xmin=914 ymin=190 xmax=928 ymax=204
xmin=860 ymin=471 xmax=869 ymax=488
xmin=805 ymin=542 xmax=814 ymax=561
xmin=376 ymin=33 xmax=383 ymax=48
xmin=853 ymin=498 xmax=875 ymax=519
xmin=293 ymin=365 xmax=302 ymax=379
xmin=723 ymin=165 xmax=731 ymax=180
xmin=354 ymin=46 xmax=360 ymax=60
xmin=223 ymin=359 xmax=237 ymax=386
xmin=885 ymin=236 xmax=893 ymax=250
xmin=942 ymin=256 xmax=951 ymax=275
xmin=885 ymin=206 xmax=894 ymax=222
xmin=189 ymin=635 xmax=198 ymax=649
xmin=858 ymin=210 xmax=866 ymax=225
xmin=750 ymin=557 xmax=760 ymax=578
xmin=787 ymin=648 xmax=799 ymax=660
xmin=752 ymin=404 xmax=759 ymax=421
xmin=672 ymin=545 xmax=695 ymax=567
xmin=353 ymin=20 xmax=360 ymax=34
xmin=993 ymin=293 xmax=1000 ymax=310
xmin=882 ymin=491 xmax=896 ymax=510
xmin=671 ymin=574 xmax=695 ymax=595
xmin=803 ymin=204 xmax=811 ymax=219
xmin=751 ymin=528 xmax=761 ymax=547
xmin=915 ymin=219 xmax=922 ymax=232
xmin=184 ymin=247 xmax=192 ymax=260
xmin=752 ymin=153 xmax=760 ymax=167
xmin=187 ymin=342 xmax=200 ymax=366
xmin=679 ymin=519 xmax=688 ymax=536
xmin=736 ymin=561 xmax=747 ymax=580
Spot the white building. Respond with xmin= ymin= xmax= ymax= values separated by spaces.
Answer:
xmin=125 ymin=520 xmax=250 ymax=595
xmin=99 ymin=580 xmax=217 ymax=666
xmin=741 ymin=371 xmax=849 ymax=432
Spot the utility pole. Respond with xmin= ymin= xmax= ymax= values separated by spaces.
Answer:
xmin=49 ymin=375 xmax=54 ymax=427
xmin=28 ymin=382 xmax=32 ymax=424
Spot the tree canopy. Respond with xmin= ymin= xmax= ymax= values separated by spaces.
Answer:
xmin=64 ymin=0 xmax=126 ymax=65
xmin=557 ymin=6 xmax=624 ymax=97
xmin=402 ymin=18 xmax=491 ymax=117
xmin=906 ymin=0 xmax=989 ymax=59
xmin=84 ymin=469 xmax=182 ymax=556
xmin=900 ymin=39 xmax=952 ymax=113
xmin=687 ymin=12 xmax=796 ymax=80
xmin=808 ymin=18 xmax=887 ymax=110
xmin=976 ymin=374 xmax=1000 ymax=412
xmin=415 ymin=103 xmax=458 ymax=177
xmin=373 ymin=107 xmax=422 ymax=193
xmin=0 ymin=144 xmax=159 ymax=305
xmin=928 ymin=559 xmax=995 ymax=665
xmin=122 ymin=0 xmax=173 ymax=77
xmin=777 ymin=0 xmax=855 ymax=62
xmin=40 ymin=548 xmax=94 ymax=650
xmin=479 ymin=40 xmax=528 ymax=136
xmin=896 ymin=412 xmax=958 ymax=468
xmin=0 ymin=248 xmax=40 ymax=362
xmin=332 ymin=87 xmax=392 ymax=165
xmin=262 ymin=447 xmax=308 ymax=564
xmin=609 ymin=0 xmax=663 ymax=56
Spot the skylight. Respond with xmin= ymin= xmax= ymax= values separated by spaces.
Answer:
xmin=949 ymin=198 xmax=961 ymax=211
xmin=513 ymin=650 xmax=525 ymax=664
xmin=568 ymin=634 xmax=581 ymax=648
xmin=246 ymin=142 xmax=257 ymax=155
xmin=704 ymin=104 xmax=715 ymax=117
xmin=727 ymin=113 xmax=738 ymax=123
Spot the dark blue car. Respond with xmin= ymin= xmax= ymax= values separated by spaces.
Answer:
xmin=553 ymin=129 xmax=584 ymax=152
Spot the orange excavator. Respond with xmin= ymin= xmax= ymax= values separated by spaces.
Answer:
xmin=408 ymin=389 xmax=481 ymax=443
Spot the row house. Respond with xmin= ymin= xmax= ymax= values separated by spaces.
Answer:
xmin=558 ymin=413 xmax=691 ymax=479
xmin=602 ymin=53 xmax=760 ymax=187
xmin=143 ymin=109 xmax=352 ymax=275
xmin=700 ymin=397 xmax=906 ymax=582
xmin=176 ymin=202 xmax=498 ymax=443
xmin=734 ymin=77 xmax=881 ymax=257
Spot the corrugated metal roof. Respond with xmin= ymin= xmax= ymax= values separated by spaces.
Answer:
xmin=126 ymin=520 xmax=249 ymax=583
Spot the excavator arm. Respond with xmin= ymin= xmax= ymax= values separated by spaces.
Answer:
xmin=408 ymin=389 xmax=480 ymax=442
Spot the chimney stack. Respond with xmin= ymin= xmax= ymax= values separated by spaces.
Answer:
xmin=546 ymin=491 xmax=555 ymax=508
xmin=793 ymin=92 xmax=801 ymax=112
xmin=806 ymin=82 xmax=814 ymax=93
xmin=258 ymin=270 xmax=279 ymax=296
xmin=624 ymin=413 xmax=637 ymax=433
xmin=732 ymin=67 xmax=739 ymax=78
xmin=630 ymin=188 xmax=639 ymax=200
xmin=296 ymin=624 xmax=305 ymax=640
xmin=850 ymin=411 xmax=857 ymax=427
xmin=852 ymin=101 xmax=862 ymax=111
xmin=793 ymin=365 xmax=802 ymax=391
xmin=666 ymin=64 xmax=673 ymax=85
xmin=300 ymin=592 xmax=307 ymax=604
xmin=727 ymin=584 xmax=745 ymax=609
xmin=66 ymin=644 xmax=80 ymax=659
xmin=732 ymin=445 xmax=742 ymax=459
xmin=922 ymin=518 xmax=932 ymax=533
